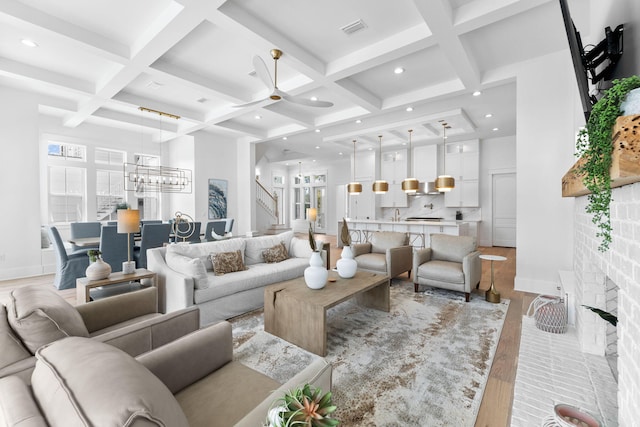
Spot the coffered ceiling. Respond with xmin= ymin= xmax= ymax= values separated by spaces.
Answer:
xmin=0 ymin=0 xmax=576 ymax=163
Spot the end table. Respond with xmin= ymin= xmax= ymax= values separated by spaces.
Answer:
xmin=479 ymin=255 xmax=506 ymax=303
xmin=76 ymin=268 xmax=157 ymax=305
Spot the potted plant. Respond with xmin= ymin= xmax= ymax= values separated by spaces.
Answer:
xmin=335 ymin=219 xmax=357 ymax=278
xmin=575 ymin=75 xmax=640 ymax=251
xmin=87 ymin=249 xmax=102 ymax=263
xmin=266 ymin=383 xmax=339 ymax=427
xmin=304 ymin=224 xmax=328 ymax=289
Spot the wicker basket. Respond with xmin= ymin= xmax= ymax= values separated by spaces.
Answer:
xmin=527 ymin=295 xmax=567 ymax=334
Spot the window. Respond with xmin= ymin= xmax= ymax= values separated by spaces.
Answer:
xmin=48 ymin=166 xmax=85 ymax=223
xmin=47 ymin=142 xmax=85 ymax=161
xmin=292 ymin=171 xmax=327 ymax=232
xmin=95 ymin=148 xmax=125 ymax=165
xmin=96 ymin=170 xmax=124 ymax=221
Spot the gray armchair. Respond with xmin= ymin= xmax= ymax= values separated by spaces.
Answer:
xmin=352 ymin=231 xmax=412 ymax=279
xmin=412 ymin=234 xmax=481 ymax=302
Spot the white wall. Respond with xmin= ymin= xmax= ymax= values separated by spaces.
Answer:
xmin=0 ymin=87 xmax=42 ymax=279
xmin=163 ymin=135 xmax=196 ymax=223
xmin=514 ymin=50 xmax=580 ymax=295
xmin=479 ymin=136 xmax=517 ymax=247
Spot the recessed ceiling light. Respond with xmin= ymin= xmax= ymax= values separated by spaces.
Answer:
xmin=254 ymin=115 xmax=262 ymax=119
xmin=315 ymin=129 xmax=320 ymax=133
xmin=406 ymin=107 xmax=413 ymax=112
xmin=310 ymin=96 xmax=318 ymax=101
xmin=394 ymin=67 xmax=404 ymax=74
xmin=492 ymin=127 xmax=499 ymax=131
xmin=368 ymin=147 xmax=373 ymax=151
xmin=339 ymin=152 xmax=343 ymax=156
xmin=473 ymin=91 xmax=482 ymax=96
xmin=282 ymin=136 xmax=287 ymax=140
xmin=355 ymin=119 xmax=362 ymax=124
xmin=315 ymin=146 xmax=320 ymax=149
xmin=21 ymin=39 xmax=38 ymax=48
xmin=313 ymin=159 xmax=316 ymax=162
xmin=485 ymin=113 xmax=493 ymax=118
xmin=402 ymin=142 xmax=407 ymax=146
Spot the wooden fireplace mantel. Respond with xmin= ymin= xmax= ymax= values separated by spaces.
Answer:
xmin=562 ymin=115 xmax=640 ymax=197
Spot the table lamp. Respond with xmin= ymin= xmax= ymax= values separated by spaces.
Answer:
xmin=307 ymin=208 xmax=317 ymax=231
xmin=117 ymin=209 xmax=140 ymax=274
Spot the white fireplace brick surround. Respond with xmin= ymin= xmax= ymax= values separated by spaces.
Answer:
xmin=574 ymin=181 xmax=640 ymax=425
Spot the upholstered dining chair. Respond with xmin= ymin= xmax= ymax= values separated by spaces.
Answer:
xmin=134 ymin=223 xmax=172 ymax=268
xmin=351 ymin=231 xmax=413 ymax=279
xmin=173 ymin=221 xmax=201 ymax=243
xmin=69 ymin=221 xmax=101 ymax=253
xmin=99 ymin=225 xmax=134 ymax=273
xmin=204 ymin=219 xmax=233 ymax=241
xmin=412 ymin=233 xmax=482 ymax=302
xmin=48 ymin=226 xmax=90 ymax=290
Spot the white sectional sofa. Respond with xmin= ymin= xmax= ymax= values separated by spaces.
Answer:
xmin=147 ymin=231 xmax=323 ymax=326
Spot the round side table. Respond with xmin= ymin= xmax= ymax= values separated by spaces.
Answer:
xmin=480 ymin=254 xmax=506 ymax=303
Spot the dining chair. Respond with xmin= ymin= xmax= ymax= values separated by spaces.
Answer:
xmin=205 ymin=220 xmax=227 ymax=241
xmin=99 ymin=225 xmax=134 ymax=273
xmin=134 ymin=223 xmax=171 ymax=268
xmin=69 ymin=221 xmax=101 ymax=252
xmin=47 ymin=226 xmax=90 ymax=290
xmin=173 ymin=221 xmax=201 ymax=243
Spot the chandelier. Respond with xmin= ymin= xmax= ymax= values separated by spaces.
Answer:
xmin=435 ymin=121 xmax=455 ymax=192
xmin=124 ymin=107 xmax=193 ymax=194
xmin=401 ymin=129 xmax=419 ymax=193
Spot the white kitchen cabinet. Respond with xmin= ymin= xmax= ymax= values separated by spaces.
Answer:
xmin=413 ymin=145 xmax=438 ymax=183
xmin=444 ymin=139 xmax=479 ymax=207
xmin=380 ymin=149 xmax=408 ymax=207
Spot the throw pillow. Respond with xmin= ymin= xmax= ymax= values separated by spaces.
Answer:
xmin=211 ymin=250 xmax=247 ymax=276
xmin=7 ymin=286 xmax=89 ymax=354
xmin=32 ymin=337 xmax=189 ymax=427
xmin=165 ymin=251 xmax=210 ymax=290
xmin=262 ymin=242 xmax=289 ymax=263
xmin=0 ymin=305 xmax=32 ymax=365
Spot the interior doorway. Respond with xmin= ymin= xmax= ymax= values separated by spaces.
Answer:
xmin=492 ymin=172 xmax=516 ymax=247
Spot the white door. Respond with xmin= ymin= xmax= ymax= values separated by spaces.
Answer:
xmin=492 ymin=173 xmax=516 ymax=247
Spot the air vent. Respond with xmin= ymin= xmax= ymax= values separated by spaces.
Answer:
xmin=196 ymin=98 xmax=208 ymax=103
xmin=248 ymin=70 xmax=257 ymax=77
xmin=340 ymin=19 xmax=367 ymax=35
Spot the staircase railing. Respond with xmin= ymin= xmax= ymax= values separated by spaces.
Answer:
xmin=256 ymin=179 xmax=280 ymax=224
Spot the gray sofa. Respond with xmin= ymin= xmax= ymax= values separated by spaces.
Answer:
xmin=148 ymin=230 xmax=324 ymax=326
xmin=1 ymin=286 xmax=199 ymax=383
xmin=0 ymin=321 xmax=332 ymax=427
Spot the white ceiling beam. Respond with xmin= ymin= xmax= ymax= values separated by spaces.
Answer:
xmin=383 ymin=79 xmax=466 ymax=109
xmin=0 ymin=0 xmax=129 ymax=62
xmin=0 ymin=58 xmax=95 ymax=94
xmin=412 ymin=0 xmax=481 ymax=91
xmin=454 ymin=0 xmax=553 ymax=34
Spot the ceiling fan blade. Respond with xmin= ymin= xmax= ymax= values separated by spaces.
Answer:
xmin=282 ymin=94 xmax=334 ymax=108
xmin=232 ymin=98 xmax=269 ymax=108
xmin=252 ymin=55 xmax=274 ymax=91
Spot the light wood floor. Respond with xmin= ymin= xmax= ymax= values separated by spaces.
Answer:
xmin=0 ymin=236 xmax=529 ymax=427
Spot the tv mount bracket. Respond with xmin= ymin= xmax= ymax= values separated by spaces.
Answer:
xmin=580 ymin=24 xmax=624 ymax=84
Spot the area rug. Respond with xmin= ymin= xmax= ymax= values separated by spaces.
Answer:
xmin=231 ymin=279 xmax=509 ymax=427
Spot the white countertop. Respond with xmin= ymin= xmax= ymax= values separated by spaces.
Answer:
xmin=346 ymin=219 xmax=463 ymax=227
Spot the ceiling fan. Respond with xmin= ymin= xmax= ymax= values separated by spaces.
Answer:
xmin=233 ymin=49 xmax=333 ymax=108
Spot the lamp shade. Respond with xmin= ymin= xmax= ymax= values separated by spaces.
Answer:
xmin=401 ymin=178 xmax=419 ymax=193
xmin=117 ymin=209 xmax=140 ymax=233
xmin=435 ymin=175 xmax=455 ymax=192
xmin=307 ymin=207 xmax=317 ymax=222
xmin=347 ymin=182 xmax=362 ymax=195
xmin=372 ymin=180 xmax=389 ymax=194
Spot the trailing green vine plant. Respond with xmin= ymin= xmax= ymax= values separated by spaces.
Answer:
xmin=575 ymin=75 xmax=640 ymax=252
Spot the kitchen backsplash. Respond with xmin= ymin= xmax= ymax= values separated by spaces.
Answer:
xmin=380 ymin=195 xmax=481 ymax=222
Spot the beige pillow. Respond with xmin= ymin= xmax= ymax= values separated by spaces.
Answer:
xmin=7 ymin=286 xmax=89 ymax=354
xmin=0 ymin=305 xmax=32 ymax=365
xmin=32 ymin=337 xmax=189 ymax=427
xmin=262 ymin=242 xmax=289 ymax=263
xmin=166 ymin=251 xmax=209 ymax=290
xmin=211 ymin=250 xmax=247 ymax=275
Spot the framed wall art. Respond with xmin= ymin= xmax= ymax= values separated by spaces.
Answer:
xmin=208 ymin=179 xmax=228 ymax=219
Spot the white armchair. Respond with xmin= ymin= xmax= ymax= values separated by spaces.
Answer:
xmin=412 ymin=234 xmax=481 ymax=302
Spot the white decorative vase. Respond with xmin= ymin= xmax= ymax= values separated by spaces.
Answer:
xmin=304 ymin=251 xmax=328 ymax=290
xmin=86 ymin=257 xmax=111 ymax=281
xmin=336 ymin=245 xmax=357 ymax=278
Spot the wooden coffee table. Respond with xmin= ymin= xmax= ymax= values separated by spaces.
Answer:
xmin=264 ymin=270 xmax=390 ymax=356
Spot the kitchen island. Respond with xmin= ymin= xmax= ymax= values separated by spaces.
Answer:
xmin=339 ymin=219 xmax=469 ymax=248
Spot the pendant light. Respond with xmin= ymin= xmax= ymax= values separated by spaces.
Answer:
xmin=435 ymin=122 xmax=455 ymax=192
xmin=401 ymin=129 xmax=419 ymax=193
xmin=372 ymin=135 xmax=389 ymax=194
xmin=347 ymin=139 xmax=362 ymax=195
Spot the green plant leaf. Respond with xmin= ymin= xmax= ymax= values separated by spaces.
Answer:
xmin=582 ymin=305 xmax=618 ymax=327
